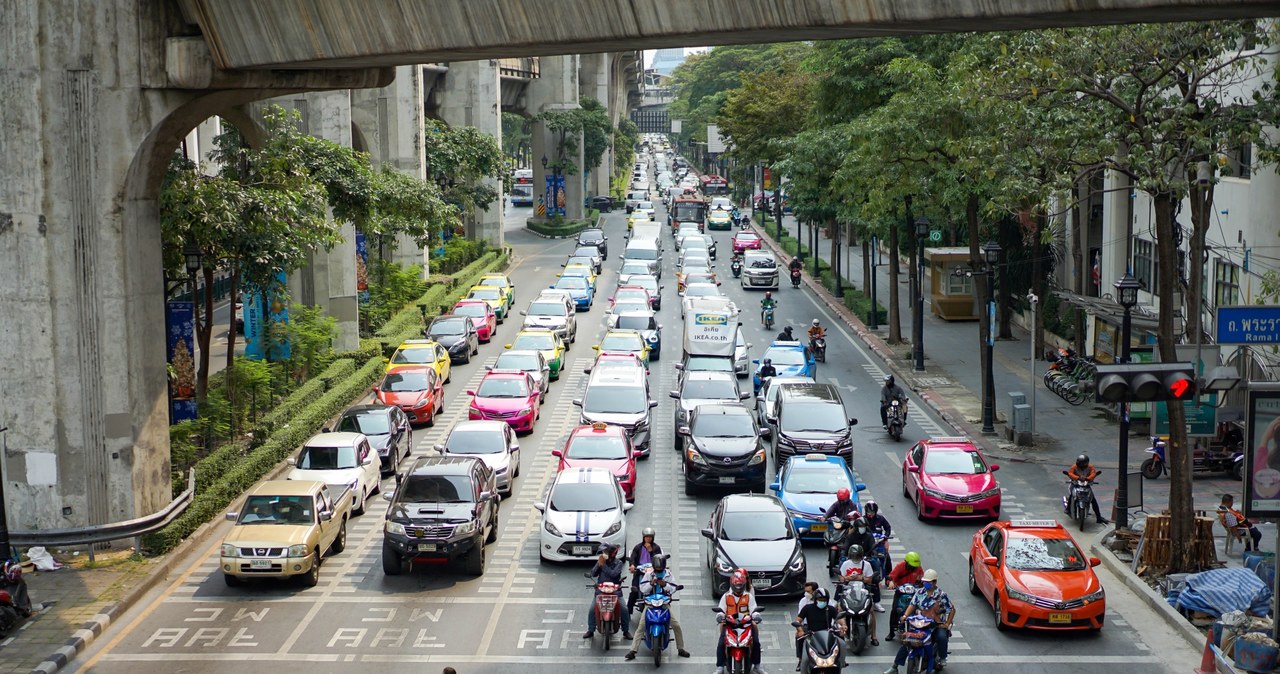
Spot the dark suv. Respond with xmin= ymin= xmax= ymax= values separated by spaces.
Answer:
xmin=769 ymin=384 xmax=858 ymax=467
xmin=381 ymin=456 xmax=498 ymax=576
xmin=577 ymin=228 xmax=609 ymax=260
xmin=679 ymin=404 xmax=770 ymax=495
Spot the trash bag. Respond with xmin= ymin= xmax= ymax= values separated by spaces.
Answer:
xmin=25 ymin=547 xmax=62 ymax=572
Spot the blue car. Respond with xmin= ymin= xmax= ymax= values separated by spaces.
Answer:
xmin=770 ymin=454 xmax=866 ymax=540
xmin=550 ymin=276 xmax=593 ymax=311
xmin=752 ymin=341 xmax=816 ymax=394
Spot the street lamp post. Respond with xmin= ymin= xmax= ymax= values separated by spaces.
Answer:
xmin=980 ymin=240 xmax=1002 ymax=434
xmin=913 ymin=218 xmax=929 ymax=372
xmin=0 ymin=426 xmax=9 ymax=561
xmin=1113 ymin=271 xmax=1141 ymax=529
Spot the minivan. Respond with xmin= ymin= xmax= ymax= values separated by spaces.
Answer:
xmin=574 ymin=368 xmax=657 ymax=456
xmin=769 ymin=384 xmax=858 ymax=467
xmin=621 ymin=241 xmax=662 ymax=278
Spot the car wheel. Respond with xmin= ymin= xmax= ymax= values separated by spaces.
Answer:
xmin=994 ymin=596 xmax=1008 ymax=631
xmin=486 ymin=514 xmax=499 ymax=544
xmin=224 ymin=573 xmax=243 ymax=587
xmin=461 ymin=351 xmax=471 ymax=364
xmin=968 ymin=560 xmax=980 ymax=596
xmin=353 ymin=489 xmax=366 ymax=516
xmin=514 ymin=452 xmax=521 ymax=477
xmin=684 ymin=479 xmax=697 ymax=497
xmin=300 ymin=550 xmax=321 ymax=587
xmin=425 ymin=406 xmax=436 ymax=428
xmin=463 ymin=540 xmax=486 ymax=576
xmin=382 ymin=541 xmax=404 ymax=576
xmin=331 ymin=519 xmax=348 ymax=554
xmin=915 ymin=494 xmax=925 ymax=521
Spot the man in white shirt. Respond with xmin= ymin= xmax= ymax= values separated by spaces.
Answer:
xmin=837 ymin=545 xmax=879 ymax=646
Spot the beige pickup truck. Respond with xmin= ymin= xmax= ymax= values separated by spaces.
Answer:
xmin=219 ymin=480 xmax=353 ymax=587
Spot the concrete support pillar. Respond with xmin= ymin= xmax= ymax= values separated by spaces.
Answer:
xmin=528 ymin=55 xmax=584 ymax=220
xmin=311 ymin=91 xmax=361 ymax=352
xmin=438 ymin=60 xmax=504 ymax=246
xmin=579 ymin=53 xmax=611 ymax=199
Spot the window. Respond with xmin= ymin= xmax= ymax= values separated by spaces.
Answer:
xmin=1215 ymin=259 xmax=1240 ymax=307
xmin=1225 ymin=142 xmax=1253 ymax=179
xmin=946 ymin=266 xmax=973 ymax=295
xmin=1133 ymin=239 xmax=1156 ymax=291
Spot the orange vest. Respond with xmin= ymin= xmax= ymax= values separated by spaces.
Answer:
xmin=724 ymin=592 xmax=752 ymax=617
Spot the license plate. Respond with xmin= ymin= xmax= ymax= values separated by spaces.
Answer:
xmin=751 ymin=578 xmax=771 ymax=589
xmin=572 ymin=545 xmax=593 ymax=556
xmin=809 ymin=523 xmax=827 ymax=532
xmin=1048 ymin=612 xmax=1072 ymax=623
xmin=249 ymin=559 xmax=272 ymax=569
xmin=956 ymin=505 xmax=974 ymax=513
xmin=417 ymin=543 xmax=437 ymax=552
xmin=719 ymin=476 xmax=737 ymax=485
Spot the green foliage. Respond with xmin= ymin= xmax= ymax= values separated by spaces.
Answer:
xmin=374 ymin=251 xmax=509 ymax=349
xmin=367 ymin=165 xmax=456 ymax=246
xmin=271 ymin=303 xmax=338 ymax=381
xmin=536 ymin=98 xmax=614 ymax=177
xmin=502 ymin=112 xmax=532 ymax=161
xmin=360 ymin=261 xmax=428 ymax=336
xmin=434 ymin=238 xmax=490 ymax=274
xmin=718 ymin=63 xmax=811 ymax=165
xmin=527 ymin=217 xmax=593 ymax=238
xmin=424 ymin=119 xmax=506 ymax=220
xmin=667 ymin=44 xmax=811 ymax=147
xmin=614 ymin=118 xmax=639 ymax=179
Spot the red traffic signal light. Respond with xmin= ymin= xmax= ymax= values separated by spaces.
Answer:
xmin=1094 ymin=362 xmax=1198 ymax=403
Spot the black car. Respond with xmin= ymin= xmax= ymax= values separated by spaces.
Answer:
xmin=577 ymin=228 xmax=609 ymax=260
xmin=701 ymin=493 xmax=806 ymax=599
xmin=427 ymin=315 xmax=480 ymax=364
xmin=679 ymin=404 xmax=769 ymax=495
xmin=770 ymin=384 xmax=858 ymax=467
xmin=334 ymin=404 xmax=412 ymax=475
xmin=382 ymin=456 xmax=498 ymax=576
xmin=589 ymin=196 xmax=614 ymax=213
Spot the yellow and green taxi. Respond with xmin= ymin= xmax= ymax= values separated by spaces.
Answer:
xmin=707 ymin=209 xmax=733 ymax=231
xmin=387 ymin=339 xmax=452 ymax=383
xmin=593 ymin=329 xmax=651 ymax=365
xmin=466 ymin=284 xmax=510 ymax=322
xmin=560 ymin=263 xmax=598 ymax=290
xmin=505 ymin=329 xmax=567 ymax=381
xmin=628 ymin=210 xmax=654 ymax=231
xmin=477 ymin=274 xmax=516 ymax=313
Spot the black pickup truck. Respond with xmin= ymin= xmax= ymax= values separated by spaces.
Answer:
xmin=381 ymin=456 xmax=498 ymax=576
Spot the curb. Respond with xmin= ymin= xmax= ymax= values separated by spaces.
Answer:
xmin=1088 ymin=527 xmax=1207 ymax=653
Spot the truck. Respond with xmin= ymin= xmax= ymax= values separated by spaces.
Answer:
xmin=668 ymin=196 xmax=707 ymax=233
xmin=682 ymin=301 xmax=737 ymax=358
xmin=381 ymin=456 xmax=499 ymax=576
xmin=220 ymin=480 xmax=354 ymax=587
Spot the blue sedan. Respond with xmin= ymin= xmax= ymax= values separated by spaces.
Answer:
xmin=770 ymin=454 xmax=866 ymax=540
xmin=550 ymin=276 xmax=594 ymax=311
xmin=752 ymin=341 xmax=816 ymax=393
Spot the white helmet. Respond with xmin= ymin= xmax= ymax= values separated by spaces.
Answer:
xmin=812 ymin=319 xmax=820 ymax=327
xmin=922 ymin=568 xmax=939 ymax=582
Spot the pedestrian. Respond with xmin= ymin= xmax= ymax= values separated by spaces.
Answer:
xmin=1220 ymin=494 xmax=1263 ymax=551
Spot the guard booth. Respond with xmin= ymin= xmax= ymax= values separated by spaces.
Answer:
xmin=925 ymin=247 xmax=979 ymax=320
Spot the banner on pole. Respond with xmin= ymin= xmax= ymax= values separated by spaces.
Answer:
xmin=545 ymin=174 xmax=566 ymax=217
xmin=165 ymin=301 xmax=198 ymax=423
xmin=355 ymin=230 xmax=370 ymax=303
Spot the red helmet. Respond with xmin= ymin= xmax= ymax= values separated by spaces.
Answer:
xmin=836 ymin=487 xmax=851 ymax=501
xmin=0 ymin=590 xmax=10 ymax=605
xmin=730 ymin=568 xmax=749 ymax=594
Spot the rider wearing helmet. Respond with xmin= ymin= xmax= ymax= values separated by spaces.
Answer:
xmin=761 ymin=291 xmax=778 ymax=324
xmin=716 ymin=568 xmax=765 ymax=674
xmin=625 ymin=554 xmax=690 ymax=660
xmin=777 ymin=325 xmax=796 ymax=342
xmin=1066 ymin=454 xmax=1108 ymax=524
xmin=807 ymin=319 xmax=825 ymax=342
xmin=795 ymin=587 xmax=846 ymax=669
xmin=884 ymin=551 xmax=924 ymax=641
xmin=885 ymin=569 xmax=954 ymax=674
xmin=821 ymin=487 xmax=858 ymax=522
xmin=880 ymin=375 xmax=908 ymax=429
xmin=838 ymin=545 xmax=881 ymax=646
xmin=0 ymin=559 xmax=30 ymax=618
xmin=584 ymin=544 xmax=632 ymax=640
xmin=628 ymin=527 xmax=664 ymax=613
xmin=757 ymin=357 xmax=778 ymax=381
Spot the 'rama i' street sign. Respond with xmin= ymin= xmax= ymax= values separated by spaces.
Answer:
xmin=1216 ymin=306 xmax=1280 ymax=345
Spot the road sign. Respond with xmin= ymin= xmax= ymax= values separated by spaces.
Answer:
xmin=929 ymin=230 xmax=942 ymax=242
xmin=1216 ymin=305 xmax=1280 ymax=344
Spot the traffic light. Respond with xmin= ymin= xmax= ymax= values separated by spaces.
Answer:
xmin=1094 ymin=362 xmax=1198 ymax=403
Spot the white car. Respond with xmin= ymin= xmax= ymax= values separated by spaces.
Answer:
xmin=709 ymin=197 xmax=734 ymax=212
xmin=634 ymin=201 xmax=656 ymax=220
xmin=286 ymin=432 xmax=381 ymax=515
xmin=436 ymin=420 xmax=521 ymax=496
xmin=536 ymin=467 xmax=632 ymax=562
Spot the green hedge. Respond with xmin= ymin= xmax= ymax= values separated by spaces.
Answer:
xmin=526 ymin=217 xmax=593 ymax=238
xmin=375 ymin=251 xmax=509 ymax=350
xmin=144 ymin=355 xmax=386 ymax=554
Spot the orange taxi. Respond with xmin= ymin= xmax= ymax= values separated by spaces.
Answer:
xmin=968 ymin=519 xmax=1105 ymax=631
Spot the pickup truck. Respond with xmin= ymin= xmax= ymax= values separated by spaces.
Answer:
xmin=382 ymin=456 xmax=498 ymax=576
xmin=220 ymin=480 xmax=353 ymax=587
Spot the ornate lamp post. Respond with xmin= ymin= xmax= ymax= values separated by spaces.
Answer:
xmin=1113 ymin=271 xmax=1141 ymax=529
xmin=980 ymin=240 xmax=1002 ymax=434
xmin=913 ymin=217 xmax=930 ymax=372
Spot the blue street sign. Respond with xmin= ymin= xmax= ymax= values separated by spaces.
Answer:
xmin=1217 ymin=305 xmax=1280 ymax=345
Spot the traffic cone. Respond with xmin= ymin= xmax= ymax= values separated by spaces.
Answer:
xmin=1195 ymin=631 xmax=1215 ymax=674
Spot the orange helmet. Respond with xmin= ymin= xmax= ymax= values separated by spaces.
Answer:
xmin=730 ymin=568 xmax=749 ymax=595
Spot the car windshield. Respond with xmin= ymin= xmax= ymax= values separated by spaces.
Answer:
xmin=399 ymin=474 xmax=474 ymax=503
xmin=238 ymin=495 xmax=314 ymax=525
xmin=638 ymin=201 xmax=654 ymax=210
xmin=682 ymin=379 xmax=738 ymax=400
xmin=720 ymin=509 xmax=790 ymax=541
xmin=555 ymin=277 xmax=588 ymax=290
xmin=446 ymin=429 xmax=507 ymax=455
xmin=616 ymin=315 xmax=655 ymax=331
xmin=672 ymin=203 xmax=706 ymax=221
xmin=686 ymin=274 xmax=715 ymax=285
xmin=692 ymin=414 xmax=753 ymax=438
xmin=786 ymin=467 xmax=853 ymax=494
xmin=567 ymin=257 xmax=595 ymax=268
xmin=736 ymin=234 xmax=760 ymax=243
xmin=683 ymin=238 xmax=708 ymax=250
xmin=780 ymin=403 xmax=847 ymax=433
xmin=573 ymin=246 xmax=599 ymax=257
xmin=766 ymin=348 xmax=807 ymax=365
xmin=481 ymin=278 xmax=509 ymax=289
xmin=924 ymin=450 xmax=988 ymax=475
xmin=469 ymin=288 xmax=501 ymax=300
xmin=631 ymin=278 xmax=658 ymax=292
xmin=391 ymin=348 xmax=434 ymax=365
xmin=584 ymin=386 xmax=648 ymax=414
xmin=579 ymin=230 xmax=604 ymax=242
xmin=528 ymin=301 xmax=567 ymax=317
xmin=627 ymin=248 xmax=659 ymax=261
xmin=296 ymin=443 xmax=358 ymax=470
xmin=616 ymin=290 xmax=648 ymax=302
xmin=621 ymin=263 xmax=651 ymax=276
xmin=1005 ymin=534 xmax=1089 ymax=571
xmin=566 ymin=435 xmax=629 ymax=460
xmin=600 ymin=334 xmax=642 ymax=351
xmin=382 ymin=372 xmax=431 ymax=392
xmin=748 ymin=255 xmax=776 ymax=269
xmin=494 ymin=353 xmax=540 ymax=372
xmin=453 ymin=304 xmax=487 ymax=318
xmin=430 ymin=319 xmax=468 ymax=336
xmin=684 ymin=356 xmax=734 ymax=372
xmin=336 ymin=412 xmax=391 ymax=436
xmin=477 ymin=377 xmax=529 ymax=398
xmin=514 ymin=334 xmax=555 ymax=351
xmin=550 ymin=482 xmax=618 ymax=512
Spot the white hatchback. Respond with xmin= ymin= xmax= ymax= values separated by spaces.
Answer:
xmin=536 ymin=467 xmax=632 ymax=562
xmin=286 ymin=432 xmax=381 ymax=515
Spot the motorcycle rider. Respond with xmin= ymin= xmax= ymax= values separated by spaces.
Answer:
xmin=758 ymin=358 xmax=778 ymax=381
xmin=624 ymin=555 xmax=690 ymax=660
xmin=1066 ymin=454 xmax=1109 ymax=525
xmin=628 ymin=527 xmax=664 ymax=613
xmin=821 ymin=487 xmax=859 ymax=522
xmin=880 ymin=375 xmax=908 ymax=430
xmin=863 ymin=500 xmax=893 ymax=595
xmin=583 ymin=544 xmax=632 ymax=641
xmin=884 ymin=569 xmax=954 ymax=674
xmin=777 ymin=325 xmax=797 ymax=342
xmin=716 ymin=568 xmax=766 ymax=674
xmin=838 ymin=544 xmax=880 ymax=646
xmin=794 ymin=587 xmax=847 ymax=671
xmin=761 ymin=291 xmax=778 ymax=324
xmin=789 ymin=256 xmax=804 ymax=276
xmin=794 ymin=582 xmax=820 ymax=661
xmin=807 ymin=320 xmax=826 ymax=352
xmin=884 ymin=551 xmax=924 ymax=641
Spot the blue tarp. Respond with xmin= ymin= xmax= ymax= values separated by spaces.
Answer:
xmin=1171 ymin=568 xmax=1272 ymax=618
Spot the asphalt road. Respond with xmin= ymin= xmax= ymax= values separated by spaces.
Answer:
xmin=74 ymin=186 xmax=1198 ymax=673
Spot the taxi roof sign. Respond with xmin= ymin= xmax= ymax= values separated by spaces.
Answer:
xmin=804 ymin=454 xmax=832 ymax=461
xmin=591 ymin=422 xmax=609 ymax=431
xmin=1009 ymin=519 xmax=1061 ymax=528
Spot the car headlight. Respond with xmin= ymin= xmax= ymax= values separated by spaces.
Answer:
xmin=787 ymin=549 xmax=806 ymax=573
xmin=414 ymin=398 xmax=431 ymax=408
xmin=1081 ymin=589 xmax=1105 ymax=603
xmin=287 ymin=544 xmax=308 ymax=558
xmin=544 ymin=519 xmax=562 ymax=536
xmin=923 ymin=487 xmax=947 ymax=499
xmin=517 ymin=407 xmax=533 ymax=417
xmin=1007 ymin=588 xmax=1038 ymax=604
xmin=976 ymin=487 xmax=1001 ymax=499
xmin=715 ymin=556 xmax=734 ymax=575
xmin=221 ymin=543 xmax=238 ymax=557
xmin=454 ymin=520 xmax=477 ymax=536
xmin=748 ymin=450 xmax=766 ymax=466
xmin=385 ymin=521 xmax=406 ymax=536
xmin=686 ymin=447 xmax=707 ymax=465
xmin=604 ymin=520 xmax=623 ymax=537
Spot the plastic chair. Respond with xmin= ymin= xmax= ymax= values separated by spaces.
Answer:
xmin=1217 ymin=509 xmax=1246 ymax=555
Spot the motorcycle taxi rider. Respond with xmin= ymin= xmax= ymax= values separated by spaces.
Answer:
xmin=583 ymin=544 xmax=632 ymax=641
xmin=1066 ymin=454 xmax=1109 ymax=525
xmin=880 ymin=375 xmax=908 ymax=430
xmin=624 ymin=554 xmax=690 ymax=660
xmin=715 ymin=568 xmax=766 ymax=674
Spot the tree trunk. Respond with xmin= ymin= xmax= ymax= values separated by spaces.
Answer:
xmin=1186 ymin=182 xmax=1212 ymax=345
xmin=862 ymin=237 xmax=871 ymax=295
xmin=1154 ymin=193 xmax=1194 ymax=571
xmin=967 ymin=193 xmax=990 ymax=408
xmin=225 ymin=270 xmax=239 ymax=432
xmin=887 ymin=201 xmax=904 ymax=344
xmin=1032 ymin=212 xmax=1045 ymax=357
xmin=998 ymin=219 xmax=1014 ymax=340
xmin=195 ymin=266 xmax=215 ymax=403
xmin=1071 ymin=178 xmax=1087 ymax=357
xmin=829 ymin=217 xmax=839 ymax=289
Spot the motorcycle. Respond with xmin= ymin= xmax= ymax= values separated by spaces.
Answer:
xmin=714 ymin=607 xmax=763 ymax=674
xmin=1062 ymin=470 xmax=1102 ymax=532
xmin=640 ymin=590 xmax=679 ymax=666
xmin=886 ymin=399 xmax=907 ymax=441
xmin=1141 ymin=436 xmax=1244 ymax=481
xmin=823 ymin=515 xmax=857 ymax=577
xmin=0 ymin=560 xmax=32 ymax=638
xmin=869 ymin=532 xmax=890 ymax=582
xmin=811 ymin=337 xmax=827 ymax=363
xmin=763 ymin=305 xmax=776 ymax=329
xmin=791 ymin=267 xmax=803 ymax=288
xmin=900 ymin=613 xmax=938 ymax=674
xmin=731 ymin=257 xmax=743 ymax=278
xmin=585 ymin=576 xmax=625 ymax=651
xmin=836 ymin=580 xmax=874 ymax=655
xmin=791 ymin=621 xmax=845 ymax=673
xmin=885 ymin=583 xmax=918 ymax=641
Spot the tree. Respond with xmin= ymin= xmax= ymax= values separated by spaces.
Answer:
xmin=423 ymin=119 xmax=505 ymax=229
xmin=718 ymin=65 xmax=812 ymax=166
xmin=501 ymin=112 xmax=532 ymax=165
xmin=667 ymin=44 xmax=811 ymax=148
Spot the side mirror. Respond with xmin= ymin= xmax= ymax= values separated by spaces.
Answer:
xmin=990 ymin=464 xmax=1001 ymax=472
xmin=225 ymin=512 xmax=238 ymax=522
xmin=855 ymin=483 xmax=867 ymax=492
xmin=592 ymin=345 xmax=600 ymax=351
xmin=740 ymin=392 xmax=751 ymax=400
xmin=321 ymin=427 xmax=332 ymax=433
xmin=534 ymin=502 xmax=546 ymax=512
xmin=287 ymin=457 xmax=297 ymax=466
xmin=760 ymin=427 xmax=772 ymax=439
xmin=466 ymin=390 xmax=476 ymax=396
xmin=700 ymin=528 xmax=715 ymax=540
xmin=769 ymin=482 xmax=781 ymax=492
xmin=623 ymin=503 xmax=634 ymax=512
xmin=649 ymin=400 xmax=659 ymax=409
xmin=319 ymin=510 xmax=333 ymax=522
xmin=907 ymin=465 xmax=920 ymax=473
xmin=673 ymin=363 xmax=684 ymax=371
xmin=363 ymin=455 xmax=375 ymax=466
xmin=520 ymin=311 xmax=527 ymax=316
xmin=504 ymin=344 xmax=513 ymax=349
xmin=371 ymin=385 xmax=379 ymax=393
xmin=433 ymin=444 xmax=445 ymax=453
xmin=479 ymin=491 xmax=494 ymax=501
xmin=572 ymin=399 xmax=584 ymax=407
xmin=766 ymin=415 xmax=777 ymax=424
xmin=983 ymin=556 xmax=999 ymax=568
xmin=849 ymin=418 xmax=859 ymax=427
xmin=510 ymin=443 xmax=520 ymax=452
xmin=1090 ymin=557 xmax=1102 ymax=567
xmin=669 ymin=391 xmax=680 ymax=399
xmin=551 ymin=449 xmax=563 ymax=458
xmin=382 ymin=490 xmax=394 ymax=501
xmin=752 ymin=359 xmax=760 ymax=365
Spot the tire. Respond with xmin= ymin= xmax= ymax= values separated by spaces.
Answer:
xmin=1141 ymin=458 xmax=1162 ymax=479
xmin=382 ymin=542 xmax=403 ymax=576
xmin=486 ymin=513 xmax=499 ymax=544
xmin=330 ymin=519 xmax=348 ymax=554
xmin=916 ymin=494 xmax=925 ymax=522
xmin=685 ymin=479 xmax=697 ymax=497
xmin=463 ymin=540 xmax=486 ymax=576
xmin=651 ymin=347 xmax=660 ymax=361
xmin=1076 ymin=501 xmax=1088 ymax=532
xmin=425 ymin=405 xmax=436 ymax=427
xmin=223 ymin=573 xmax=242 ymax=587
xmin=654 ymin=634 xmax=662 ymax=666
xmin=461 ymin=351 xmax=472 ymax=365
xmin=850 ymin=623 xmax=868 ymax=654
xmin=906 ymin=656 xmax=925 ymax=674
xmin=968 ymin=560 xmax=980 ymax=596
xmin=1232 ymin=460 xmax=1244 ymax=482
xmin=994 ymin=596 xmax=1008 ymax=631
xmin=353 ymin=489 xmax=366 ymax=516
xmin=300 ymin=550 xmax=321 ymax=587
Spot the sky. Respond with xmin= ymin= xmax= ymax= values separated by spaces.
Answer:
xmin=644 ymin=46 xmax=708 ymax=68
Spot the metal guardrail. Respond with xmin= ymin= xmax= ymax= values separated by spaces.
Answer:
xmin=9 ymin=469 xmax=196 ymax=547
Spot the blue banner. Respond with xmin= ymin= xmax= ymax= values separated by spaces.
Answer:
xmin=545 ymin=174 xmax=566 ymax=217
xmin=243 ymin=273 xmax=291 ymax=361
xmin=165 ymin=301 xmax=198 ymax=423
xmin=355 ymin=230 xmax=370 ymax=303
xmin=243 ymin=286 xmax=267 ymax=360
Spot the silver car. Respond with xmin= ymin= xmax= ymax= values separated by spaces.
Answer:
xmin=734 ymin=329 xmax=752 ymax=378
xmin=742 ymin=250 xmax=779 ymax=290
xmin=669 ymin=371 xmax=751 ymax=449
xmin=755 ymin=376 xmax=815 ymax=429
xmin=489 ymin=350 xmax=551 ymax=402
xmin=522 ymin=295 xmax=577 ymax=344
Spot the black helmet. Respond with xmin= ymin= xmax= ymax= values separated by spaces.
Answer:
xmin=812 ymin=587 xmax=830 ymax=602
xmin=847 ymin=544 xmax=864 ymax=561
xmin=782 ymin=326 xmax=793 ymax=335
xmin=1075 ymin=454 xmax=1089 ymax=469
xmin=864 ymin=501 xmax=878 ymax=517
xmin=884 ymin=374 xmax=895 ymax=386
xmin=651 ymin=554 xmax=667 ymax=573
xmin=763 ymin=358 xmax=772 ymax=366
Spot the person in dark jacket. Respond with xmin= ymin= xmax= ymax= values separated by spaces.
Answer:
xmin=584 ymin=544 xmax=632 ymax=639
xmin=628 ymin=527 xmax=663 ymax=613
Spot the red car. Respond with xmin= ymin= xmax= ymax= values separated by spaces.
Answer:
xmin=452 ymin=299 xmax=498 ymax=343
xmin=732 ymin=231 xmax=763 ymax=254
xmin=902 ymin=437 xmax=1002 ymax=520
xmin=467 ymin=370 xmax=541 ymax=433
xmin=374 ymin=366 xmax=444 ymax=426
xmin=552 ymin=423 xmax=637 ymax=501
